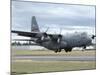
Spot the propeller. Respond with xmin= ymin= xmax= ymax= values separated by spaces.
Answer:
xmin=41 ymin=27 xmax=62 ymax=44
xmin=41 ymin=27 xmax=62 ymax=43
xmin=50 ymin=28 xmax=62 ymax=43
xmin=41 ymin=27 xmax=49 ymax=40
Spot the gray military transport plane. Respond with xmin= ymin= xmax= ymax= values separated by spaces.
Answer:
xmin=12 ymin=16 xmax=95 ymax=53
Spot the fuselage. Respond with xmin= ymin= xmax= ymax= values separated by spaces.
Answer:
xmin=38 ymin=32 xmax=92 ymax=50
xmin=62 ymin=32 xmax=92 ymax=47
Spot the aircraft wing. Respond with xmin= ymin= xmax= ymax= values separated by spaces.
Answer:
xmin=12 ymin=30 xmax=41 ymax=38
xmin=12 ymin=30 xmax=62 ymax=43
xmin=12 ymin=39 xmax=36 ymax=41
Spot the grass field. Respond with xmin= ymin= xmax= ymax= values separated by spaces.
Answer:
xmin=11 ymin=61 xmax=96 ymax=75
xmin=12 ymin=49 xmax=96 ymax=56
xmin=11 ymin=49 xmax=96 ymax=75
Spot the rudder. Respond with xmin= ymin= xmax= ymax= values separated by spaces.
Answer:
xmin=31 ymin=16 xmax=40 ymax=32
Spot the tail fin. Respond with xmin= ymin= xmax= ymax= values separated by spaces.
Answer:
xmin=31 ymin=16 xmax=40 ymax=32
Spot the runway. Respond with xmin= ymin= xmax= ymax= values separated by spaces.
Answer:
xmin=13 ymin=55 xmax=96 ymax=61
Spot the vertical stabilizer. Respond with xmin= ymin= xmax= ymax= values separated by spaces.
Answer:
xmin=31 ymin=16 xmax=40 ymax=32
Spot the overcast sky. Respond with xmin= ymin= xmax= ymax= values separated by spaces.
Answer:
xmin=12 ymin=1 xmax=95 ymax=39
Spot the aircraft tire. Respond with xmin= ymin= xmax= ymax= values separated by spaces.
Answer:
xmin=64 ymin=49 xmax=69 ymax=52
xmin=54 ymin=49 xmax=58 ymax=53
xmin=64 ymin=48 xmax=72 ymax=52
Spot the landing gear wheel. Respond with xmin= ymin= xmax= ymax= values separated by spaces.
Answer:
xmin=54 ymin=49 xmax=58 ymax=53
xmin=64 ymin=48 xmax=72 ymax=53
xmin=64 ymin=49 xmax=69 ymax=52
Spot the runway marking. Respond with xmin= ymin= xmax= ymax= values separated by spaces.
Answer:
xmin=12 ymin=55 xmax=96 ymax=61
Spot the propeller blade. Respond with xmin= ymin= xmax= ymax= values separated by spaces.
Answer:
xmin=57 ymin=35 xmax=62 ymax=43
xmin=45 ymin=27 xmax=49 ymax=33
xmin=41 ymin=36 xmax=45 ymax=40
xmin=57 ymin=38 xmax=61 ymax=43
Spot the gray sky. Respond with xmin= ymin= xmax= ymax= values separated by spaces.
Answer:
xmin=12 ymin=1 xmax=95 ymax=39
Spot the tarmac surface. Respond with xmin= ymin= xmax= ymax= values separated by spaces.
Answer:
xmin=13 ymin=55 xmax=96 ymax=61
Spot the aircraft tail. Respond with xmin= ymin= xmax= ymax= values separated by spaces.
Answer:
xmin=31 ymin=16 xmax=40 ymax=32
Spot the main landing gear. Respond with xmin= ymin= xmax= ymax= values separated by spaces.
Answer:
xmin=54 ymin=49 xmax=61 ymax=53
xmin=54 ymin=48 xmax=72 ymax=53
xmin=64 ymin=48 xmax=72 ymax=52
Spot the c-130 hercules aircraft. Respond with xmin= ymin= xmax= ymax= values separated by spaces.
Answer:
xmin=12 ymin=16 xmax=95 ymax=53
